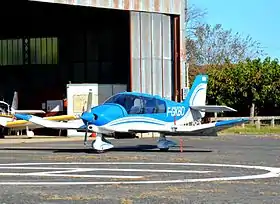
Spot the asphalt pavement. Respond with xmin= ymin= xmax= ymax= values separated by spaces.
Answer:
xmin=0 ymin=135 xmax=279 ymax=204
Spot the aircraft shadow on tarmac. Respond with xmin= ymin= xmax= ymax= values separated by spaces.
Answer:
xmin=1 ymin=145 xmax=212 ymax=154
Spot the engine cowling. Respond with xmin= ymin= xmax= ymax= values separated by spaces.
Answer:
xmin=91 ymin=103 xmax=126 ymax=126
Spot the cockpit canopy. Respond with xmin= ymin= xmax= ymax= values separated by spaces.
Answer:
xmin=103 ymin=93 xmax=166 ymax=114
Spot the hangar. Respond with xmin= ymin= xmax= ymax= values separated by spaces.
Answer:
xmin=0 ymin=0 xmax=186 ymax=135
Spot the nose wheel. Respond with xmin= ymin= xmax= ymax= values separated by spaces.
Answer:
xmin=90 ymin=140 xmax=105 ymax=153
xmin=90 ymin=133 xmax=114 ymax=153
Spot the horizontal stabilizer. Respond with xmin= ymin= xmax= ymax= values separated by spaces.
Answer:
xmin=190 ymin=105 xmax=236 ymax=112
xmin=13 ymin=110 xmax=46 ymax=114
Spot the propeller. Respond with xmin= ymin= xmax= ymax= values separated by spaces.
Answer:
xmin=80 ymin=89 xmax=94 ymax=145
xmin=86 ymin=89 xmax=92 ymax=113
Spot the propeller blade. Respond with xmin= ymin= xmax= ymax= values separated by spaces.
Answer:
xmin=86 ymin=89 xmax=93 ymax=113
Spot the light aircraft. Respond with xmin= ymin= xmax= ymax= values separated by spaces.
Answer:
xmin=14 ymin=75 xmax=249 ymax=151
xmin=0 ymin=91 xmax=77 ymax=137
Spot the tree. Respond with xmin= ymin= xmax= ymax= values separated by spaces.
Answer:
xmin=185 ymin=4 xmax=206 ymax=66
xmin=205 ymin=57 xmax=280 ymax=117
xmin=185 ymin=4 xmax=266 ymax=68
xmin=185 ymin=3 xmax=207 ymax=38
xmin=187 ymin=24 xmax=266 ymax=66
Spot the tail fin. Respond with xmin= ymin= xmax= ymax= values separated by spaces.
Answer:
xmin=11 ymin=91 xmax=18 ymax=111
xmin=183 ymin=74 xmax=208 ymax=106
xmin=10 ymin=91 xmax=46 ymax=114
xmin=182 ymin=74 xmax=208 ymax=119
xmin=181 ymin=75 xmax=235 ymax=121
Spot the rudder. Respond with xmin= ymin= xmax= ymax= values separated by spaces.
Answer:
xmin=183 ymin=74 xmax=208 ymax=106
xmin=182 ymin=75 xmax=208 ymax=119
xmin=11 ymin=91 xmax=18 ymax=111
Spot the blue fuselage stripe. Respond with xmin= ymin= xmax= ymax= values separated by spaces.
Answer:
xmin=109 ymin=120 xmax=165 ymax=126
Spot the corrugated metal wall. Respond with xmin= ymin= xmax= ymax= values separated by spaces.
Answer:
xmin=180 ymin=2 xmax=186 ymax=90
xmin=130 ymin=11 xmax=172 ymax=100
xmin=29 ymin=0 xmax=182 ymax=14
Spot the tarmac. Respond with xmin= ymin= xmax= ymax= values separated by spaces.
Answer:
xmin=0 ymin=135 xmax=83 ymax=144
xmin=0 ymin=134 xmax=279 ymax=204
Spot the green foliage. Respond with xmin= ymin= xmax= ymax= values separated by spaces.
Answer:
xmin=203 ymin=57 xmax=280 ymax=115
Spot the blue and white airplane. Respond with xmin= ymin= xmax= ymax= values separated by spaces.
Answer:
xmin=14 ymin=75 xmax=248 ymax=152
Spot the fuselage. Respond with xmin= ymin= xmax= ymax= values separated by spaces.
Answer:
xmin=84 ymin=92 xmax=195 ymax=133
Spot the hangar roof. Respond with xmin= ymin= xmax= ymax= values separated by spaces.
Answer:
xmin=28 ymin=0 xmax=185 ymax=15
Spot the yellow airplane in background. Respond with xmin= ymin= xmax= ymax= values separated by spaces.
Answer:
xmin=0 ymin=92 xmax=78 ymax=137
xmin=0 ymin=114 xmax=78 ymax=137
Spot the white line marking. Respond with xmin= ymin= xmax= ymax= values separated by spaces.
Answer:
xmin=0 ymin=172 xmax=142 ymax=179
xmin=0 ymin=167 xmax=212 ymax=174
xmin=23 ymin=174 xmax=143 ymax=179
xmin=0 ymin=167 xmax=73 ymax=170
xmin=0 ymin=162 xmax=278 ymax=185
xmin=25 ymin=169 xmax=94 ymax=175
xmin=0 ymin=162 xmax=277 ymax=170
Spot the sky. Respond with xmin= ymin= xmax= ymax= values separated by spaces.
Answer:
xmin=188 ymin=0 xmax=280 ymax=60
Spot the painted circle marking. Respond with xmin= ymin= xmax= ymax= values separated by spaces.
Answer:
xmin=0 ymin=162 xmax=279 ymax=185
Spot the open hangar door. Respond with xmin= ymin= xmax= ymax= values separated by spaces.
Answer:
xmin=0 ymin=2 xmax=131 ymax=136
xmin=129 ymin=11 xmax=182 ymax=102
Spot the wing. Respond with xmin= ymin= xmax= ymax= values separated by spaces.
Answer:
xmin=0 ymin=115 xmax=34 ymax=129
xmin=190 ymin=105 xmax=236 ymax=112
xmin=0 ymin=115 xmax=77 ymax=130
xmin=128 ymin=118 xmax=249 ymax=136
xmin=13 ymin=110 xmax=46 ymax=114
xmin=44 ymin=115 xmax=78 ymax=121
xmin=14 ymin=114 xmax=111 ymax=134
xmin=2 ymin=120 xmax=36 ymax=129
xmin=14 ymin=114 xmax=84 ymax=129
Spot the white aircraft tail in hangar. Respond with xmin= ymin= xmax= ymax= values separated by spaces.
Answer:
xmin=0 ymin=91 xmax=46 ymax=115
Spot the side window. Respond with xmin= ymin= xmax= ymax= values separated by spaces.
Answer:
xmin=127 ymin=96 xmax=144 ymax=114
xmin=156 ymin=99 xmax=166 ymax=113
xmin=143 ymin=97 xmax=157 ymax=114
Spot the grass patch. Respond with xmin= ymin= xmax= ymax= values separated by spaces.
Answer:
xmin=220 ymin=124 xmax=280 ymax=135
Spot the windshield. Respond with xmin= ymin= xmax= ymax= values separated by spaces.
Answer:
xmin=104 ymin=93 xmax=166 ymax=114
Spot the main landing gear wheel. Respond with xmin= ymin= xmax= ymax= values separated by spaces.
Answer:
xmin=157 ymin=134 xmax=176 ymax=152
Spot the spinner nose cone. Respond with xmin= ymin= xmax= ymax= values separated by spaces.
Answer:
xmin=80 ymin=112 xmax=95 ymax=123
